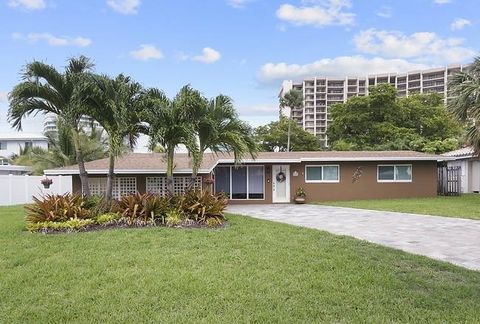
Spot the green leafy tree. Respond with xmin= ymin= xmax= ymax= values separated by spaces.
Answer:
xmin=140 ymin=86 xmax=197 ymax=194
xmin=448 ymin=57 xmax=480 ymax=153
xmin=8 ymin=56 xmax=95 ymax=196
xmin=327 ymin=84 xmax=461 ymax=153
xmin=255 ymin=117 xmax=323 ymax=152
xmin=279 ymin=89 xmax=303 ymax=152
xmin=83 ymin=74 xmax=146 ymax=200
xmin=186 ymin=90 xmax=257 ymax=187
xmin=13 ymin=121 xmax=107 ymax=175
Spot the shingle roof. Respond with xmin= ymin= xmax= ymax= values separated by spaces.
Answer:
xmin=44 ymin=150 xmax=444 ymax=175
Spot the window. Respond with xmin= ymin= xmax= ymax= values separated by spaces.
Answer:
xmin=24 ymin=141 xmax=33 ymax=150
xmin=232 ymin=167 xmax=247 ymax=199
xmin=0 ymin=142 xmax=6 ymax=150
xmin=214 ymin=165 xmax=264 ymax=200
xmin=377 ymin=165 xmax=412 ymax=182
xmin=305 ymin=165 xmax=340 ymax=183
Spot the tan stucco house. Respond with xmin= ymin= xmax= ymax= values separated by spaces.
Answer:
xmin=44 ymin=151 xmax=445 ymax=203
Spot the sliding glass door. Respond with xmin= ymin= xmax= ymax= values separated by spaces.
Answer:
xmin=214 ymin=165 xmax=265 ymax=200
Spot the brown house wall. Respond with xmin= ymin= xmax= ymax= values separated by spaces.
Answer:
xmin=71 ymin=160 xmax=437 ymax=203
xmin=290 ymin=161 xmax=437 ymax=203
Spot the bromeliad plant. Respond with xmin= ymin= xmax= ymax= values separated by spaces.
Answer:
xmin=26 ymin=193 xmax=91 ymax=223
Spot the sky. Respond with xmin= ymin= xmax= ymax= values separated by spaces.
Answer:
xmin=0 ymin=0 xmax=478 ymax=151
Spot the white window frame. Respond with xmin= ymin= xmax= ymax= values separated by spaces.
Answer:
xmin=304 ymin=165 xmax=340 ymax=183
xmin=215 ymin=165 xmax=265 ymax=201
xmin=377 ymin=164 xmax=412 ymax=183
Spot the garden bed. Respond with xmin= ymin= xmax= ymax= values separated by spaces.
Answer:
xmin=25 ymin=191 xmax=228 ymax=233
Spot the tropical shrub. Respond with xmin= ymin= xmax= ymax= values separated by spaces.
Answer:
xmin=27 ymin=219 xmax=95 ymax=232
xmin=116 ymin=193 xmax=166 ymax=225
xmin=165 ymin=209 xmax=183 ymax=227
xmin=95 ymin=212 xmax=121 ymax=225
xmin=26 ymin=194 xmax=90 ymax=223
xmin=180 ymin=189 xmax=227 ymax=225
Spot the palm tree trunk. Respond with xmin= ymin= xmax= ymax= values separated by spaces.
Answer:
xmin=166 ymin=148 xmax=174 ymax=195
xmin=71 ymin=129 xmax=91 ymax=197
xmin=105 ymin=152 xmax=115 ymax=200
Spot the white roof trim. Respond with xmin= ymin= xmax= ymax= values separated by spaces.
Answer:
xmin=44 ymin=168 xmax=212 ymax=175
xmin=45 ymin=155 xmax=449 ymax=175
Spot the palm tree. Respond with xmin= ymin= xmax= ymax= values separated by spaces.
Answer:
xmin=12 ymin=122 xmax=107 ymax=175
xmin=8 ymin=56 xmax=95 ymax=196
xmin=140 ymin=87 xmax=197 ymax=195
xmin=83 ymin=74 xmax=145 ymax=200
xmin=279 ymin=89 xmax=303 ymax=152
xmin=188 ymin=93 xmax=257 ymax=188
xmin=448 ymin=57 xmax=480 ymax=153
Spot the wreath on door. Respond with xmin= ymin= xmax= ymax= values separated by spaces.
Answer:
xmin=276 ymin=171 xmax=286 ymax=183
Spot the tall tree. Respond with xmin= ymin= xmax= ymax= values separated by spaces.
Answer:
xmin=140 ymin=86 xmax=197 ymax=194
xmin=279 ymin=89 xmax=303 ymax=152
xmin=255 ymin=117 xmax=323 ymax=152
xmin=327 ymin=84 xmax=461 ymax=153
xmin=8 ymin=56 xmax=95 ymax=196
xmin=12 ymin=123 xmax=107 ymax=175
xmin=448 ymin=57 xmax=480 ymax=153
xmin=83 ymin=74 xmax=145 ymax=200
xmin=187 ymin=91 xmax=257 ymax=187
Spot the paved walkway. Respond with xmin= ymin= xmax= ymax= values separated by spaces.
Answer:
xmin=226 ymin=204 xmax=480 ymax=271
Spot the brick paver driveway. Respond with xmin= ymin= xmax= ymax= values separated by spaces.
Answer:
xmin=226 ymin=204 xmax=480 ymax=271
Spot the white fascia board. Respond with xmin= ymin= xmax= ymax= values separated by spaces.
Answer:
xmin=44 ymin=169 xmax=212 ymax=175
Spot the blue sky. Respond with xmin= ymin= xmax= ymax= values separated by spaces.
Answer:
xmin=0 ymin=0 xmax=478 ymax=148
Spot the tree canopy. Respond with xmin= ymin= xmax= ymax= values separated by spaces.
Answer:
xmin=327 ymin=84 xmax=462 ymax=153
xmin=255 ymin=117 xmax=323 ymax=152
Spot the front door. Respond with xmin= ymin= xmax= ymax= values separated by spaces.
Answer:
xmin=272 ymin=165 xmax=290 ymax=203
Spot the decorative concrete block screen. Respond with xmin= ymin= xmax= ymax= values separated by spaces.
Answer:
xmin=89 ymin=177 xmax=137 ymax=200
xmin=0 ymin=175 xmax=72 ymax=206
xmin=146 ymin=176 xmax=202 ymax=196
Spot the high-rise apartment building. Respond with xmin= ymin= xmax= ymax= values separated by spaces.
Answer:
xmin=43 ymin=113 xmax=102 ymax=135
xmin=279 ymin=65 xmax=469 ymax=147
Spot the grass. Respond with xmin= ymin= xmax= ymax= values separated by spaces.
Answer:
xmin=1 ymin=205 xmax=480 ymax=323
xmin=318 ymin=194 xmax=480 ymax=220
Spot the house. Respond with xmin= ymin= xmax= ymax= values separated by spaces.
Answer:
xmin=0 ymin=133 xmax=48 ymax=158
xmin=44 ymin=151 xmax=445 ymax=203
xmin=443 ymin=147 xmax=480 ymax=193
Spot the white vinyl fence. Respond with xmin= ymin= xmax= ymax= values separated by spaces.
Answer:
xmin=0 ymin=175 xmax=72 ymax=206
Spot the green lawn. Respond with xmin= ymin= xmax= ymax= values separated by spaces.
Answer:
xmin=318 ymin=194 xmax=480 ymax=220
xmin=1 ymin=206 xmax=480 ymax=323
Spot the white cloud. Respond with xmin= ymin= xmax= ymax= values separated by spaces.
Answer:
xmin=434 ymin=0 xmax=451 ymax=4
xmin=276 ymin=0 xmax=355 ymax=28
xmin=354 ymin=29 xmax=476 ymax=64
xmin=129 ymin=44 xmax=163 ymax=61
xmin=192 ymin=47 xmax=221 ymax=64
xmin=376 ymin=6 xmax=392 ymax=18
xmin=107 ymin=0 xmax=140 ymax=14
xmin=7 ymin=0 xmax=45 ymax=10
xmin=12 ymin=32 xmax=92 ymax=47
xmin=227 ymin=0 xmax=251 ymax=8
xmin=0 ymin=91 xmax=8 ymax=103
xmin=451 ymin=18 xmax=472 ymax=31
xmin=257 ymin=56 xmax=429 ymax=85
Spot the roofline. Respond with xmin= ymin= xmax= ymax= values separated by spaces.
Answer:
xmin=45 ymin=155 xmax=450 ymax=175
xmin=44 ymin=168 xmax=213 ymax=175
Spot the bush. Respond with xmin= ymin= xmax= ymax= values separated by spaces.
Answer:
xmin=116 ymin=193 xmax=167 ymax=225
xmin=165 ymin=210 xmax=183 ymax=227
xmin=95 ymin=212 xmax=121 ymax=225
xmin=181 ymin=190 xmax=227 ymax=225
xmin=27 ymin=218 xmax=95 ymax=232
xmin=26 ymin=194 xmax=91 ymax=223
